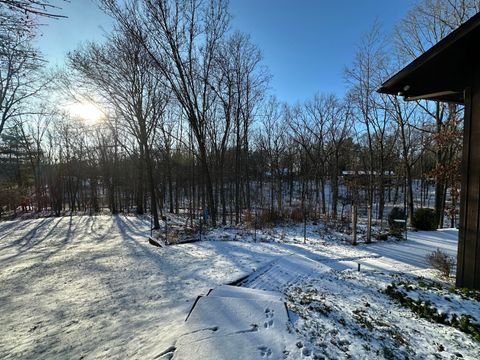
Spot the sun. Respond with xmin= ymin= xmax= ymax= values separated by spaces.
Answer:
xmin=66 ymin=101 xmax=104 ymax=125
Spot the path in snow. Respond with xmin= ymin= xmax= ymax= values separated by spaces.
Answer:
xmin=358 ymin=228 xmax=458 ymax=269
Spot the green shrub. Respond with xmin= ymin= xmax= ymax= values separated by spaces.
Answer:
xmin=376 ymin=232 xmax=388 ymax=241
xmin=384 ymin=282 xmax=480 ymax=341
xmin=388 ymin=207 xmax=406 ymax=236
xmin=412 ymin=208 xmax=437 ymax=230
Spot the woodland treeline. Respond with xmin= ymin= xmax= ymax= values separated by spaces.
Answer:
xmin=1 ymin=0 xmax=479 ymax=228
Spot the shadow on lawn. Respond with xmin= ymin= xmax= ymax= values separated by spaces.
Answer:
xmin=359 ymin=230 xmax=458 ymax=269
xmin=0 ymin=217 xmax=62 ymax=262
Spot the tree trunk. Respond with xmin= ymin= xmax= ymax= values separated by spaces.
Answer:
xmin=144 ymin=144 xmax=160 ymax=229
xmin=198 ymin=142 xmax=216 ymax=226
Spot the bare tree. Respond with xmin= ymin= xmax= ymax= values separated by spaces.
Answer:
xmin=324 ymin=96 xmax=353 ymax=219
xmin=387 ymin=95 xmax=426 ymax=224
xmin=345 ymin=22 xmax=393 ymax=220
xmin=290 ymin=94 xmax=329 ymax=216
xmin=257 ymin=97 xmax=287 ymax=213
xmin=0 ymin=1 xmax=66 ymax=60
xmin=211 ymin=31 xmax=267 ymax=224
xmin=394 ymin=0 xmax=478 ymax=227
xmin=13 ymin=106 xmax=53 ymax=211
xmin=68 ymin=28 xmax=168 ymax=228
xmin=101 ymin=0 xmax=231 ymax=226
xmin=0 ymin=29 xmax=48 ymax=136
xmin=0 ymin=0 xmax=65 ymax=20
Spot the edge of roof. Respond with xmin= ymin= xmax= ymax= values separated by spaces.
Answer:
xmin=378 ymin=11 xmax=480 ymax=94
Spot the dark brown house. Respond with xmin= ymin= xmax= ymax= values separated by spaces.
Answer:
xmin=378 ymin=12 xmax=480 ymax=289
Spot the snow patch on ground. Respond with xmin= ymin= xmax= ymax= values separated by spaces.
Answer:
xmin=0 ymin=215 xmax=287 ymax=359
xmin=1 ymin=216 xmax=478 ymax=359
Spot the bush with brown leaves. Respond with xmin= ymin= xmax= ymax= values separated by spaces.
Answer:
xmin=426 ymin=248 xmax=455 ymax=277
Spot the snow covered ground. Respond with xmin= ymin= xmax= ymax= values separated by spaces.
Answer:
xmin=361 ymin=228 xmax=458 ymax=268
xmin=0 ymin=216 xmax=289 ymax=359
xmin=0 ymin=215 xmax=478 ymax=359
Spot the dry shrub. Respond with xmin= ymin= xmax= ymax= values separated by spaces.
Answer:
xmin=290 ymin=207 xmax=305 ymax=222
xmin=244 ymin=210 xmax=254 ymax=228
xmin=426 ymin=248 xmax=455 ymax=277
xmin=182 ymin=226 xmax=197 ymax=236
xmin=258 ymin=209 xmax=284 ymax=227
xmin=164 ymin=229 xmax=180 ymax=244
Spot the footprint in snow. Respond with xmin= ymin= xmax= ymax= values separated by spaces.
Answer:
xmin=257 ymin=346 xmax=272 ymax=358
xmin=263 ymin=308 xmax=274 ymax=328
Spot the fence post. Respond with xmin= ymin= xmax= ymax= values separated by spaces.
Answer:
xmin=254 ymin=209 xmax=257 ymax=242
xmin=352 ymin=204 xmax=357 ymax=245
xmin=165 ymin=215 xmax=168 ymax=244
xmin=199 ymin=218 xmax=202 ymax=241
xmin=366 ymin=205 xmax=372 ymax=244
xmin=303 ymin=208 xmax=307 ymax=244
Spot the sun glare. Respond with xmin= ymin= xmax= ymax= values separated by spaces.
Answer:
xmin=66 ymin=102 xmax=104 ymax=125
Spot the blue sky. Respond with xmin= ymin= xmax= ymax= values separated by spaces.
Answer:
xmin=37 ymin=0 xmax=415 ymax=104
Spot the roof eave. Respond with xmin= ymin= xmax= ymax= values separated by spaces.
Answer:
xmin=377 ymin=12 xmax=480 ymax=100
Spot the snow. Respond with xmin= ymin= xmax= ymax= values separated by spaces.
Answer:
xmin=174 ymin=289 xmax=293 ymax=360
xmin=359 ymin=228 xmax=458 ymax=269
xmin=0 ymin=215 xmax=478 ymax=359
xmin=282 ymin=270 xmax=479 ymax=360
xmin=0 ymin=215 xmax=287 ymax=359
xmin=393 ymin=282 xmax=480 ymax=326
xmin=209 ymin=285 xmax=284 ymax=301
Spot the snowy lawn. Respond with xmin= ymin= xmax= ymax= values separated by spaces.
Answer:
xmin=282 ymin=270 xmax=479 ymax=359
xmin=1 ymin=216 xmax=479 ymax=359
xmin=0 ymin=215 xmax=288 ymax=359
xmin=359 ymin=228 xmax=458 ymax=268
xmin=202 ymin=224 xmax=479 ymax=359
xmin=261 ymin=230 xmax=478 ymax=359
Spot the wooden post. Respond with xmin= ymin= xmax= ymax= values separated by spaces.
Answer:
xmin=199 ymin=219 xmax=202 ymax=242
xmin=457 ymin=83 xmax=480 ymax=289
xmin=303 ymin=208 xmax=307 ymax=244
xmin=366 ymin=205 xmax=372 ymax=244
xmin=165 ymin=215 xmax=168 ymax=244
xmin=254 ymin=208 xmax=257 ymax=242
xmin=352 ymin=205 xmax=357 ymax=245
xmin=150 ymin=214 xmax=153 ymax=238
